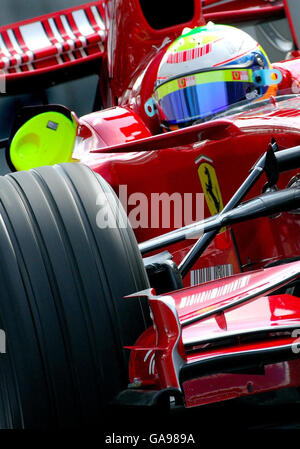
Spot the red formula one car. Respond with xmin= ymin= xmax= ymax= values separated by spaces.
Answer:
xmin=1 ymin=0 xmax=300 ymax=430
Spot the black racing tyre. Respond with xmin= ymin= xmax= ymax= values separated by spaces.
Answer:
xmin=0 ymin=163 xmax=149 ymax=429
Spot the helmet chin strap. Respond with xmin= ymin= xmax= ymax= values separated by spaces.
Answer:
xmin=252 ymin=68 xmax=283 ymax=87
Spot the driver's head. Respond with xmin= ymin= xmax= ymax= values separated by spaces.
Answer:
xmin=153 ymin=22 xmax=282 ymax=130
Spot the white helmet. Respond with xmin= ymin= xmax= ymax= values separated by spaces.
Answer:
xmin=153 ymin=22 xmax=282 ymax=129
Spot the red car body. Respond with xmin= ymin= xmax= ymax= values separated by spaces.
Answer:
xmin=2 ymin=0 xmax=300 ymax=410
xmin=77 ymin=0 xmax=300 ymax=283
xmin=75 ymin=0 xmax=300 ymax=408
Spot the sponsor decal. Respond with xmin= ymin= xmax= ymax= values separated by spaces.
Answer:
xmin=232 ymin=71 xmax=249 ymax=81
xmin=191 ymin=264 xmax=233 ymax=285
xmin=0 ymin=6 xmax=105 ymax=73
xmin=232 ymin=71 xmax=241 ymax=81
xmin=177 ymin=75 xmax=196 ymax=89
xmin=178 ymin=78 xmax=186 ymax=89
xmin=144 ymin=349 xmax=156 ymax=375
xmin=167 ymin=43 xmax=212 ymax=64
xmin=179 ymin=275 xmax=251 ymax=308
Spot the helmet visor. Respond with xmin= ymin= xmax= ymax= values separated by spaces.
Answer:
xmin=154 ymin=68 xmax=258 ymax=125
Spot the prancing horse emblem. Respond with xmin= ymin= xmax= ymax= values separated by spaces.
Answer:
xmin=204 ymin=166 xmax=221 ymax=213
xmin=196 ymin=156 xmax=224 ymax=217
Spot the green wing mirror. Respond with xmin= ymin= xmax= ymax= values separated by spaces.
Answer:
xmin=8 ymin=104 xmax=78 ymax=171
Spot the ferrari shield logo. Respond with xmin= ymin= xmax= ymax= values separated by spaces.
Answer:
xmin=178 ymin=78 xmax=186 ymax=89
xmin=232 ymin=71 xmax=241 ymax=81
xmin=197 ymin=161 xmax=223 ymax=216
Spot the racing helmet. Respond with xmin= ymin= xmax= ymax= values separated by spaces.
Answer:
xmin=153 ymin=23 xmax=282 ymax=129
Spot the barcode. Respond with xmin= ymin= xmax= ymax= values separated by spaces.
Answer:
xmin=190 ymin=264 xmax=233 ymax=286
